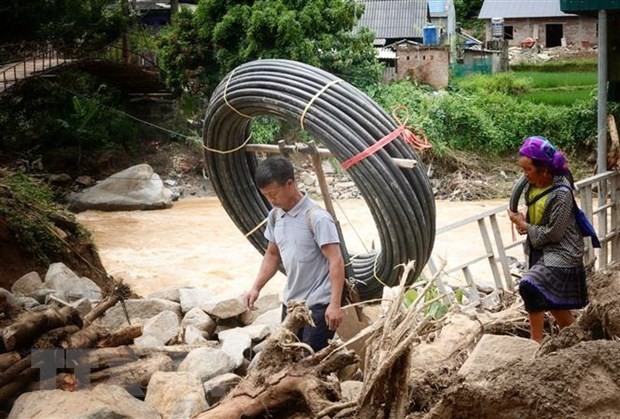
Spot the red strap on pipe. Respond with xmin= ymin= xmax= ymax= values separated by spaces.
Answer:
xmin=341 ymin=118 xmax=431 ymax=170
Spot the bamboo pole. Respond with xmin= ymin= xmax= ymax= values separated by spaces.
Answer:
xmin=244 ymin=143 xmax=417 ymax=169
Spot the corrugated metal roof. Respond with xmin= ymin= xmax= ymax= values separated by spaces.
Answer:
xmin=478 ymin=0 xmax=577 ymax=18
xmin=354 ymin=0 xmax=429 ymax=39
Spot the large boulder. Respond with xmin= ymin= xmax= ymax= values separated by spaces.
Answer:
xmin=11 ymin=271 xmax=43 ymax=296
xmin=458 ymin=334 xmax=539 ymax=382
xmin=9 ymin=384 xmax=161 ymax=419
xmin=178 ymin=347 xmax=236 ymax=382
xmin=96 ymin=298 xmax=182 ymax=330
xmin=44 ymin=263 xmax=101 ymax=302
xmin=145 ymin=371 xmax=208 ymax=418
xmin=68 ymin=164 xmax=173 ymax=212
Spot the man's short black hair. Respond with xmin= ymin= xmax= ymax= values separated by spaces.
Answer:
xmin=255 ymin=156 xmax=295 ymax=188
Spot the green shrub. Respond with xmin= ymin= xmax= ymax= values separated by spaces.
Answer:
xmin=0 ymin=71 xmax=140 ymax=165
xmin=370 ymin=79 xmax=602 ymax=155
xmin=452 ymin=72 xmax=532 ymax=95
xmin=0 ymin=174 xmax=63 ymax=264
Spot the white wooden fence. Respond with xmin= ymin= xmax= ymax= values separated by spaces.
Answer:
xmin=426 ymin=171 xmax=620 ymax=301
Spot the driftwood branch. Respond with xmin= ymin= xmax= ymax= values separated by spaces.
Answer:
xmin=2 ymin=306 xmax=83 ymax=352
xmin=83 ymin=279 xmax=132 ymax=326
xmin=196 ymin=301 xmax=358 ymax=419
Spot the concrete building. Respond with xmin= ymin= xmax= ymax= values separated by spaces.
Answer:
xmin=390 ymin=40 xmax=450 ymax=89
xmin=478 ymin=0 xmax=597 ymax=48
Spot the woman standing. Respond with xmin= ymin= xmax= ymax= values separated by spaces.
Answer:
xmin=508 ymin=136 xmax=588 ymax=343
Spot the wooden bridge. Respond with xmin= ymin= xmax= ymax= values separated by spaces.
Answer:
xmin=0 ymin=42 xmax=168 ymax=94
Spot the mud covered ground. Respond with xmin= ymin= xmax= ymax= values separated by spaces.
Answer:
xmin=407 ymin=267 xmax=620 ymax=419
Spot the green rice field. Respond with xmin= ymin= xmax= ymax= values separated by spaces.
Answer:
xmin=516 ymin=71 xmax=596 ymax=106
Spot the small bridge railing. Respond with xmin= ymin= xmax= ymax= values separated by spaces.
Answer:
xmin=0 ymin=44 xmax=69 ymax=91
xmin=0 ymin=41 xmax=162 ymax=92
xmin=426 ymin=170 xmax=620 ymax=304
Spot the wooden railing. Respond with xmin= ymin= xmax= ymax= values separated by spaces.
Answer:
xmin=426 ymin=170 xmax=620 ymax=303
xmin=0 ymin=45 xmax=69 ymax=91
xmin=0 ymin=41 xmax=162 ymax=92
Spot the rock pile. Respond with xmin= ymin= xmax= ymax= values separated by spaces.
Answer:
xmin=0 ymin=262 xmax=285 ymax=418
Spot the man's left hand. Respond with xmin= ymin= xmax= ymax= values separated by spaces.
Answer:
xmin=325 ymin=303 xmax=344 ymax=331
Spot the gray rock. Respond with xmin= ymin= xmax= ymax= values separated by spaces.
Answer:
xmin=48 ymin=174 xmax=72 ymax=184
xmin=28 ymin=288 xmax=58 ymax=304
xmin=203 ymin=373 xmax=241 ymax=405
xmin=75 ymin=175 xmax=95 ymax=186
xmin=148 ymin=288 xmax=181 ymax=303
xmin=44 ymin=263 xmax=101 ymax=302
xmin=11 ymin=271 xmax=43 ymax=295
xmin=181 ymin=307 xmax=216 ymax=338
xmin=220 ymin=324 xmax=271 ymax=343
xmin=145 ymin=371 xmax=208 ymax=418
xmin=68 ymin=164 xmax=173 ymax=212
xmin=134 ymin=335 xmax=163 ymax=349
xmin=8 ymin=384 xmax=161 ymax=419
xmin=300 ymin=172 xmax=316 ymax=186
xmin=71 ymin=298 xmax=92 ymax=316
xmin=240 ymin=292 xmax=281 ymax=325
xmin=184 ymin=325 xmax=209 ymax=345
xmin=179 ymin=288 xmax=212 ymax=313
xmin=96 ymin=298 xmax=182 ymax=331
xmin=201 ymin=295 xmax=245 ymax=320
xmin=15 ymin=297 xmax=41 ymax=310
xmin=458 ymin=334 xmax=539 ymax=382
xmin=220 ymin=330 xmax=252 ymax=368
xmin=321 ymin=160 xmax=337 ymax=174
xmin=143 ymin=310 xmax=181 ymax=345
xmin=14 ymin=296 xmax=40 ymax=310
xmin=0 ymin=288 xmax=17 ymax=312
xmin=252 ymin=307 xmax=282 ymax=327
xmin=178 ymin=347 xmax=236 ymax=382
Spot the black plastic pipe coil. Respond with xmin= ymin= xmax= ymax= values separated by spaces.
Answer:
xmin=203 ymin=59 xmax=436 ymax=299
xmin=509 ymin=176 xmax=528 ymax=212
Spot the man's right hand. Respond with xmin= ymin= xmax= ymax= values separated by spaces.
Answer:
xmin=244 ymin=288 xmax=260 ymax=310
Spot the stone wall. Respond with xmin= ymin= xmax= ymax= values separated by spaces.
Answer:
xmin=484 ymin=16 xmax=597 ymax=48
xmin=395 ymin=44 xmax=450 ymax=89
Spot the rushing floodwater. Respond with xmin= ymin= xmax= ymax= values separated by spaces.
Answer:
xmin=76 ymin=197 xmax=521 ymax=297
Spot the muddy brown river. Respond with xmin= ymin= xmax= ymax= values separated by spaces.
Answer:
xmin=76 ymin=197 xmax=521 ymax=297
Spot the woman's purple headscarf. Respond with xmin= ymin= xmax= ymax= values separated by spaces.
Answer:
xmin=519 ymin=136 xmax=568 ymax=175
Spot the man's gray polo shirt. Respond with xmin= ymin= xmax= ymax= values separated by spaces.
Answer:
xmin=265 ymin=194 xmax=340 ymax=307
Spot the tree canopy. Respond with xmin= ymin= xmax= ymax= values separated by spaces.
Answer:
xmin=0 ymin=0 xmax=125 ymax=49
xmin=157 ymin=0 xmax=382 ymax=95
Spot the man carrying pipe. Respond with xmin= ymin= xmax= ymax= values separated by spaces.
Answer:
xmin=243 ymin=156 xmax=345 ymax=352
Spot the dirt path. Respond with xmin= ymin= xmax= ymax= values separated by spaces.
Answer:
xmin=76 ymin=196 xmax=520 ymax=297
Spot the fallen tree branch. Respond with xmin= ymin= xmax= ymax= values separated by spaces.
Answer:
xmin=196 ymin=301 xmax=358 ymax=419
xmin=83 ymin=279 xmax=132 ymax=326
xmin=2 ymin=306 xmax=83 ymax=352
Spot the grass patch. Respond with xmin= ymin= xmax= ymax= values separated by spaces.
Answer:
xmin=514 ymin=71 xmax=597 ymax=89
xmin=519 ymin=88 xmax=594 ymax=106
xmin=511 ymin=58 xmax=597 ymax=73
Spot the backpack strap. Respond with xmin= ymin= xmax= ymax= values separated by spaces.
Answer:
xmin=268 ymin=206 xmax=318 ymax=236
xmin=268 ymin=208 xmax=281 ymax=232
xmin=526 ymin=185 xmax=561 ymax=206
xmin=305 ymin=205 xmax=320 ymax=236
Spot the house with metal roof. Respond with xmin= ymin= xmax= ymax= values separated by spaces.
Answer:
xmin=478 ymin=0 xmax=597 ymax=48
xmin=428 ymin=0 xmax=456 ymax=45
xmin=354 ymin=0 xmax=431 ymax=46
